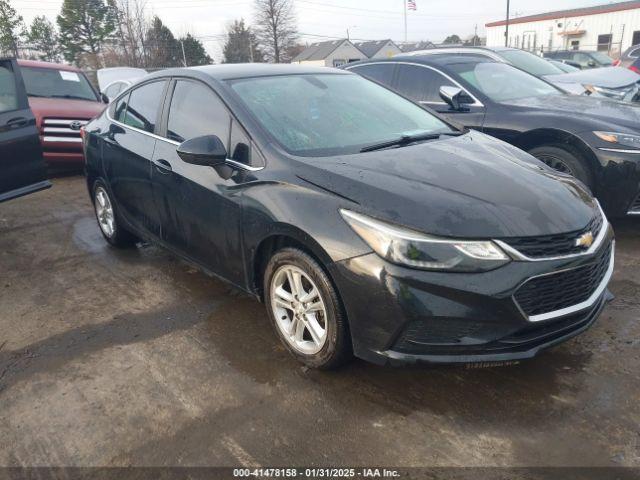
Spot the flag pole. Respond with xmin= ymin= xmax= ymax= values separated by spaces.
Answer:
xmin=404 ymin=0 xmax=408 ymax=43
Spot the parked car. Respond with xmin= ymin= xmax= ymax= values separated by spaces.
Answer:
xmin=548 ymin=59 xmax=580 ymax=73
xmin=344 ymin=55 xmax=640 ymax=217
xmin=97 ymin=67 xmax=147 ymax=101
xmin=83 ymin=64 xmax=614 ymax=368
xmin=404 ymin=47 xmax=640 ymax=102
xmin=18 ymin=59 xmax=107 ymax=168
xmin=618 ymin=44 xmax=640 ymax=74
xmin=544 ymin=50 xmax=614 ymax=69
xmin=0 ymin=57 xmax=49 ymax=203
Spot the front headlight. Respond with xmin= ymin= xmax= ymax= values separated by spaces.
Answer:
xmin=594 ymin=131 xmax=640 ymax=149
xmin=340 ymin=210 xmax=510 ymax=272
xmin=585 ymin=84 xmax=634 ymax=100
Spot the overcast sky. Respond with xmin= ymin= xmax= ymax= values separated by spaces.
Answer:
xmin=12 ymin=0 xmax=611 ymax=60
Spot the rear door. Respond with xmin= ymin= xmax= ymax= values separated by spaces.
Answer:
xmin=102 ymin=79 xmax=168 ymax=237
xmin=0 ymin=58 xmax=49 ymax=203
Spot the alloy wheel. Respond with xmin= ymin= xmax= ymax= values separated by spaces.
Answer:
xmin=536 ymin=154 xmax=576 ymax=176
xmin=270 ymin=264 xmax=328 ymax=355
xmin=95 ymin=186 xmax=115 ymax=238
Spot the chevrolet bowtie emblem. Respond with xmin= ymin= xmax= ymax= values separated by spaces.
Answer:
xmin=575 ymin=231 xmax=594 ymax=249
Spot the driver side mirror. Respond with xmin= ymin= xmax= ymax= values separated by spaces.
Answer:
xmin=439 ymin=86 xmax=474 ymax=111
xmin=176 ymin=135 xmax=227 ymax=167
xmin=587 ymin=60 xmax=597 ymax=68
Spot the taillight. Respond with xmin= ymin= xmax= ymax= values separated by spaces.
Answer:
xmin=613 ymin=59 xmax=621 ymax=67
xmin=630 ymin=65 xmax=640 ymax=74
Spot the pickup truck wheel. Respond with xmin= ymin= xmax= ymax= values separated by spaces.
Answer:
xmin=529 ymin=144 xmax=594 ymax=190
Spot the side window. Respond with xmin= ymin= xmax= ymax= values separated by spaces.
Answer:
xmin=122 ymin=80 xmax=166 ymax=133
xmin=113 ymin=92 xmax=129 ymax=122
xmin=349 ymin=64 xmax=396 ymax=88
xmin=228 ymin=119 xmax=263 ymax=166
xmin=166 ymin=80 xmax=231 ymax=144
xmin=394 ymin=64 xmax=456 ymax=103
xmin=0 ymin=61 xmax=18 ymax=114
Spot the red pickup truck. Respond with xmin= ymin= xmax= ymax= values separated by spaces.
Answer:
xmin=17 ymin=59 xmax=107 ymax=168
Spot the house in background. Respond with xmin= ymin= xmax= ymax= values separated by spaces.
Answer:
xmin=291 ymin=39 xmax=367 ymax=67
xmin=485 ymin=0 xmax=640 ymax=56
xmin=399 ymin=41 xmax=436 ymax=53
xmin=353 ymin=39 xmax=402 ymax=58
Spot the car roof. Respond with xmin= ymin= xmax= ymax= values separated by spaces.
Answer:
xmin=16 ymin=59 xmax=81 ymax=72
xmin=349 ymin=53 xmax=495 ymax=68
xmin=145 ymin=63 xmax=351 ymax=82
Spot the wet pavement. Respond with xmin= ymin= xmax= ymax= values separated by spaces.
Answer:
xmin=0 ymin=176 xmax=639 ymax=467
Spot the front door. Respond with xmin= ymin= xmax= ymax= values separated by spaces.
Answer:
xmin=0 ymin=58 xmax=49 ymax=203
xmin=151 ymin=79 xmax=247 ymax=286
xmin=103 ymin=80 xmax=167 ymax=237
xmin=393 ymin=63 xmax=486 ymax=131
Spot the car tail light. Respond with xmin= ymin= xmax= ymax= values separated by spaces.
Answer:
xmin=630 ymin=65 xmax=640 ymax=74
xmin=613 ymin=59 xmax=621 ymax=67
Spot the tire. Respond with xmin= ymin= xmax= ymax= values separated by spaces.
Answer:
xmin=264 ymin=248 xmax=352 ymax=369
xmin=92 ymin=180 xmax=138 ymax=248
xmin=529 ymin=144 xmax=594 ymax=190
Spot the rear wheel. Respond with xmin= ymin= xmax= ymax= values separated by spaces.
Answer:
xmin=92 ymin=180 xmax=137 ymax=248
xmin=264 ymin=248 xmax=352 ymax=369
xmin=529 ymin=144 xmax=594 ymax=189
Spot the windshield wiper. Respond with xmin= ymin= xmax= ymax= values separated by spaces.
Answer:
xmin=360 ymin=130 xmax=465 ymax=153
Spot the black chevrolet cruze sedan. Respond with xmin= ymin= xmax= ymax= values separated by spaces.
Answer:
xmin=344 ymin=55 xmax=640 ymax=218
xmin=83 ymin=64 xmax=614 ymax=369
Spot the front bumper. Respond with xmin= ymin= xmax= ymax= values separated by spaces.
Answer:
xmin=591 ymin=147 xmax=640 ymax=217
xmin=329 ymin=227 xmax=615 ymax=366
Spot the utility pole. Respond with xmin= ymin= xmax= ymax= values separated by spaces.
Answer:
xmin=505 ymin=0 xmax=510 ymax=47
xmin=181 ymin=40 xmax=187 ymax=67
xmin=474 ymin=24 xmax=478 ymax=46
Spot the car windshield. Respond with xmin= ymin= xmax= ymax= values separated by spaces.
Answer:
xmin=450 ymin=62 xmax=562 ymax=102
xmin=21 ymin=66 xmax=98 ymax=101
xmin=228 ymin=73 xmax=453 ymax=157
xmin=499 ymin=49 xmax=564 ymax=76
xmin=590 ymin=52 xmax=613 ymax=65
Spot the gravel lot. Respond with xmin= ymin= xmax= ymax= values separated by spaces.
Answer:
xmin=1 ymin=176 xmax=639 ymax=468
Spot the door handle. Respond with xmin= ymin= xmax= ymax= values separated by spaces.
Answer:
xmin=6 ymin=117 xmax=28 ymax=129
xmin=153 ymin=158 xmax=173 ymax=173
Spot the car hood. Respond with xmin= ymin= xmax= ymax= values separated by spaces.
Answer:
xmin=296 ymin=131 xmax=597 ymax=238
xmin=545 ymin=66 xmax=640 ymax=89
xmin=28 ymin=96 xmax=106 ymax=123
xmin=504 ymin=94 xmax=640 ymax=131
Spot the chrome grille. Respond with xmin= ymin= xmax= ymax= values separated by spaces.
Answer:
xmin=41 ymin=118 xmax=88 ymax=144
xmin=629 ymin=193 xmax=640 ymax=215
xmin=500 ymin=211 xmax=604 ymax=259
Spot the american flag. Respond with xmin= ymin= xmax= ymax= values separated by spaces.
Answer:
xmin=407 ymin=0 xmax=417 ymax=10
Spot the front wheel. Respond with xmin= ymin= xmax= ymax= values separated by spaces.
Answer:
xmin=92 ymin=180 xmax=138 ymax=248
xmin=529 ymin=144 xmax=594 ymax=189
xmin=264 ymin=248 xmax=352 ymax=369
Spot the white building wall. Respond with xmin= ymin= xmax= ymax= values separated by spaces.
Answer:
xmin=486 ymin=7 xmax=640 ymax=56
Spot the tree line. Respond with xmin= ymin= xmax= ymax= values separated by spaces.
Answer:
xmin=0 ymin=0 xmax=299 ymax=69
